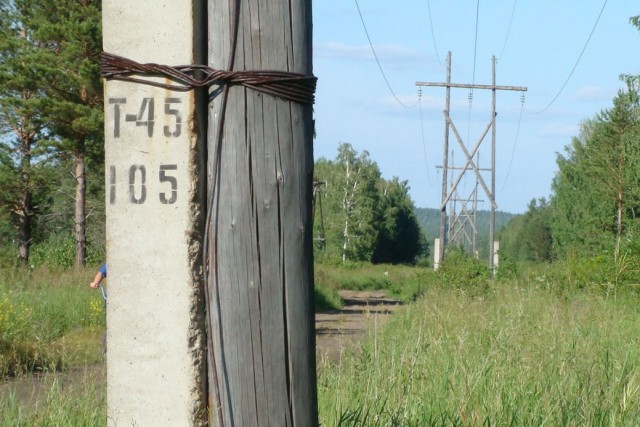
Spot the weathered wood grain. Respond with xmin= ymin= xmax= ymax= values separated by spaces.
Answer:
xmin=206 ymin=0 xmax=317 ymax=425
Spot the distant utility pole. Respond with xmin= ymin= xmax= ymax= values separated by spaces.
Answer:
xmin=417 ymin=52 xmax=527 ymax=273
xmin=313 ymin=179 xmax=327 ymax=250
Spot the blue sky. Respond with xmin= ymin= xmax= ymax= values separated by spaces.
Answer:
xmin=312 ymin=1 xmax=640 ymax=214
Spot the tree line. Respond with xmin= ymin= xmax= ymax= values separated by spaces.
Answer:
xmin=0 ymin=2 xmax=426 ymax=268
xmin=314 ymin=143 xmax=426 ymax=265
xmin=499 ymin=15 xmax=640 ymax=277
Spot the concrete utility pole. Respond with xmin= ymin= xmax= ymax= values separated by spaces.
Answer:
xmin=206 ymin=0 xmax=318 ymax=425
xmin=417 ymin=54 xmax=526 ymax=273
xmin=103 ymin=1 xmax=207 ymax=425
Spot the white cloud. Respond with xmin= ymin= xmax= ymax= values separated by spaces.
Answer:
xmin=539 ymin=123 xmax=579 ymax=138
xmin=572 ymin=85 xmax=612 ymax=103
xmin=315 ymin=42 xmax=423 ymax=62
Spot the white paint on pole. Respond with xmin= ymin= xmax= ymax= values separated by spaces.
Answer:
xmin=103 ymin=1 xmax=205 ymax=425
xmin=493 ymin=240 xmax=500 ymax=274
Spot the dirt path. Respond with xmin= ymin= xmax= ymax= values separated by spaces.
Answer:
xmin=315 ymin=290 xmax=402 ymax=363
xmin=1 ymin=291 xmax=401 ymax=409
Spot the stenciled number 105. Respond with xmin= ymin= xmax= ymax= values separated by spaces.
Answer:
xmin=109 ymin=164 xmax=178 ymax=205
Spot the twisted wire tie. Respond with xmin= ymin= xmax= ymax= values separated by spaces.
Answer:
xmin=100 ymin=52 xmax=317 ymax=105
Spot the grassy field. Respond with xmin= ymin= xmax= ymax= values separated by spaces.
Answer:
xmin=0 ymin=267 xmax=106 ymax=425
xmin=317 ymin=281 xmax=640 ymax=426
xmin=2 ymin=263 xmax=640 ymax=425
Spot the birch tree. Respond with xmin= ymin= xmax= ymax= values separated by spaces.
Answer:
xmin=336 ymin=143 xmax=380 ymax=262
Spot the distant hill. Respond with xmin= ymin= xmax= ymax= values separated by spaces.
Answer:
xmin=414 ymin=207 xmax=516 ymax=257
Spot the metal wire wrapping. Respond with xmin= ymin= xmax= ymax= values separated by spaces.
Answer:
xmin=101 ymin=52 xmax=317 ymax=105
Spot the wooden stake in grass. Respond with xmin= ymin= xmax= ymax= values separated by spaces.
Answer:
xmin=205 ymin=0 xmax=318 ymax=425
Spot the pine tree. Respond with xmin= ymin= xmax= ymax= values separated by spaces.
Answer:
xmin=0 ymin=0 xmax=103 ymax=266
xmin=33 ymin=0 xmax=103 ymax=267
xmin=550 ymin=83 xmax=640 ymax=257
xmin=372 ymin=177 xmax=425 ymax=264
xmin=0 ymin=0 xmax=48 ymax=264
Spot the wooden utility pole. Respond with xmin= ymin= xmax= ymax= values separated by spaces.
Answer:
xmin=205 ymin=0 xmax=317 ymax=425
xmin=417 ymin=54 xmax=526 ymax=272
xmin=313 ymin=179 xmax=327 ymax=250
xmin=437 ymin=52 xmax=452 ymax=269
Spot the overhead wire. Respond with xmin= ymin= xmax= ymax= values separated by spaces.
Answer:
xmin=529 ymin=0 xmax=609 ymax=115
xmin=501 ymin=92 xmax=526 ymax=192
xmin=426 ymin=0 xmax=443 ymax=66
xmin=354 ymin=0 xmax=419 ymax=109
xmin=471 ymin=0 xmax=481 ymax=89
xmin=497 ymin=0 xmax=517 ymax=61
xmin=464 ymin=0 xmax=482 ymax=192
xmin=418 ymin=89 xmax=435 ymax=187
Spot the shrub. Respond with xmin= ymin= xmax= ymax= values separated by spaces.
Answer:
xmin=30 ymin=233 xmax=105 ymax=268
xmin=438 ymin=249 xmax=491 ymax=296
xmin=314 ymin=262 xmax=431 ymax=304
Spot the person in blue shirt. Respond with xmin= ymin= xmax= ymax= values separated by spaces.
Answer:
xmin=90 ymin=263 xmax=107 ymax=289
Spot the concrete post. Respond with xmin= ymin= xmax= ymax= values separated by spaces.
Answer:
xmin=103 ymin=1 xmax=206 ymax=425
xmin=493 ymin=240 xmax=500 ymax=276
xmin=433 ymin=238 xmax=441 ymax=271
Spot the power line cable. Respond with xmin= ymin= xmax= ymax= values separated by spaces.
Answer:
xmin=466 ymin=0 xmax=481 ymax=160
xmin=529 ymin=0 xmax=609 ymax=115
xmin=418 ymin=89 xmax=435 ymax=187
xmin=426 ymin=0 xmax=443 ymax=66
xmin=498 ymin=0 xmax=517 ymax=61
xmin=471 ymin=0 xmax=481 ymax=88
xmin=354 ymin=0 xmax=419 ymax=109
xmin=501 ymin=92 xmax=526 ymax=192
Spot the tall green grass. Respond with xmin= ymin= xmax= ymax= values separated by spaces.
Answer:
xmin=0 ymin=267 xmax=105 ymax=377
xmin=8 ymin=260 xmax=640 ymax=425
xmin=1 ymin=373 xmax=106 ymax=426
xmin=318 ymin=281 xmax=640 ymax=425
xmin=315 ymin=262 xmax=432 ymax=305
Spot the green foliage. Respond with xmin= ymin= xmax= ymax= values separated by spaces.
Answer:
xmin=437 ymin=249 xmax=491 ymax=296
xmin=314 ymin=286 xmax=343 ymax=312
xmin=1 ymin=376 xmax=106 ymax=426
xmin=314 ymin=263 xmax=432 ymax=303
xmin=30 ymin=234 xmax=76 ymax=269
xmin=314 ymin=143 xmax=425 ymax=265
xmin=30 ymin=231 xmax=104 ymax=269
xmin=372 ymin=178 xmax=426 ymax=264
xmin=499 ymin=198 xmax=554 ymax=263
xmin=505 ymin=240 xmax=640 ymax=299
xmin=415 ymin=207 xmax=515 ymax=260
xmin=0 ymin=267 xmax=105 ymax=377
xmin=495 ymin=254 xmax=519 ymax=281
xmin=0 ymin=0 xmax=104 ymax=266
xmin=550 ymin=82 xmax=640 ymax=259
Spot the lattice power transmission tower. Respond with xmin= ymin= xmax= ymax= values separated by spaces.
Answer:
xmin=417 ymin=52 xmax=527 ymax=273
